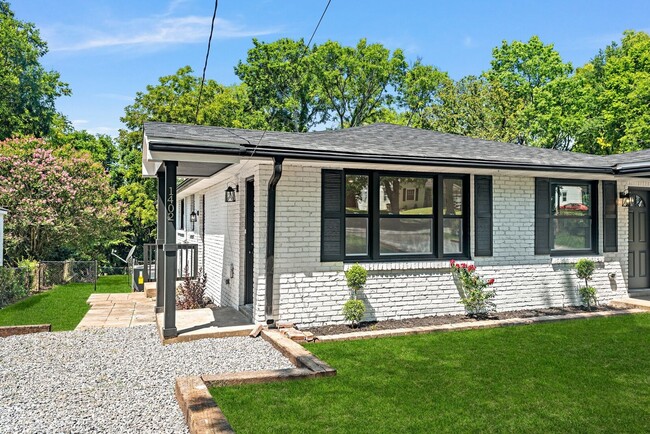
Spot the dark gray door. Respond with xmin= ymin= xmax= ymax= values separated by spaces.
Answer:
xmin=629 ymin=190 xmax=649 ymax=289
xmin=244 ymin=179 xmax=255 ymax=304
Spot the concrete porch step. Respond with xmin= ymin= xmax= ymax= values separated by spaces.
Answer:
xmin=628 ymin=288 xmax=650 ymax=298
xmin=239 ymin=304 xmax=253 ymax=322
xmin=610 ymin=297 xmax=650 ymax=310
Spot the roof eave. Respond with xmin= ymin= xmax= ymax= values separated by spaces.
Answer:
xmin=148 ymin=141 xmax=612 ymax=174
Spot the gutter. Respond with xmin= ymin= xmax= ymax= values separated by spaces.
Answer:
xmin=614 ymin=160 xmax=650 ymax=175
xmin=265 ymin=157 xmax=284 ymax=326
xmin=148 ymin=142 xmax=614 ymax=174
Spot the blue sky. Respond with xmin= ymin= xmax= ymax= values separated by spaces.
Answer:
xmin=11 ymin=0 xmax=650 ymax=137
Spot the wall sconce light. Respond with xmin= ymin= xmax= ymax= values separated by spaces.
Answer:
xmin=620 ymin=191 xmax=631 ymax=207
xmin=225 ymin=184 xmax=239 ymax=203
xmin=189 ymin=210 xmax=199 ymax=231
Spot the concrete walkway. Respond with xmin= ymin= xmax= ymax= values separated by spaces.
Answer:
xmin=610 ymin=297 xmax=650 ymax=310
xmin=76 ymin=292 xmax=156 ymax=331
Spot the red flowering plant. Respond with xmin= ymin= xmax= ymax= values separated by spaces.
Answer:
xmin=449 ymin=260 xmax=496 ymax=319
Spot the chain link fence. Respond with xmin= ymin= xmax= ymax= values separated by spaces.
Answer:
xmin=0 ymin=267 xmax=33 ymax=308
xmin=37 ymin=261 xmax=98 ymax=291
xmin=0 ymin=260 xmax=136 ymax=309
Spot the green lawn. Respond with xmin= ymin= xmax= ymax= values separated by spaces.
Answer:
xmin=212 ymin=314 xmax=650 ymax=433
xmin=0 ymin=275 xmax=130 ymax=331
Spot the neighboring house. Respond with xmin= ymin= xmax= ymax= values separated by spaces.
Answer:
xmin=143 ymin=122 xmax=650 ymax=331
xmin=0 ymin=207 xmax=6 ymax=266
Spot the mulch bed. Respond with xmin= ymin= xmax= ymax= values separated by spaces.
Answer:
xmin=304 ymin=305 xmax=624 ymax=336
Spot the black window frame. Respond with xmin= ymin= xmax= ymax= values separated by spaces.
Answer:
xmin=344 ymin=170 xmax=371 ymax=260
xmin=548 ymin=179 xmax=599 ymax=256
xmin=342 ymin=170 xmax=470 ymax=262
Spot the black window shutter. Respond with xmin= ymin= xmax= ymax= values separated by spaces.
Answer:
xmin=535 ymin=178 xmax=551 ymax=255
xmin=603 ymin=181 xmax=618 ymax=252
xmin=474 ymin=175 xmax=493 ymax=256
xmin=321 ymin=169 xmax=344 ymax=261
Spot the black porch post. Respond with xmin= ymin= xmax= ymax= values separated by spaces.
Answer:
xmin=155 ymin=170 xmax=165 ymax=313
xmin=163 ymin=160 xmax=178 ymax=337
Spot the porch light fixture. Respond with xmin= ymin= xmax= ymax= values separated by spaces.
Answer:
xmin=620 ymin=191 xmax=631 ymax=207
xmin=225 ymin=185 xmax=238 ymax=203
xmin=189 ymin=210 xmax=199 ymax=231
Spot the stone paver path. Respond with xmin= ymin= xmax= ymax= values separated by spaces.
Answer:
xmin=76 ymin=292 xmax=155 ymax=330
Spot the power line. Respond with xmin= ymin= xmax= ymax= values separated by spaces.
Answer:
xmin=196 ymin=0 xmax=332 ymax=150
xmin=307 ymin=0 xmax=332 ymax=48
xmin=194 ymin=0 xmax=252 ymax=145
xmin=195 ymin=0 xmax=218 ymax=124
xmin=250 ymin=0 xmax=332 ymax=148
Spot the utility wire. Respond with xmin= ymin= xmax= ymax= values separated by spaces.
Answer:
xmin=195 ymin=0 xmax=218 ymax=124
xmin=196 ymin=0 xmax=332 ymax=151
xmin=307 ymin=0 xmax=331 ymax=48
xmin=193 ymin=0 xmax=252 ymax=145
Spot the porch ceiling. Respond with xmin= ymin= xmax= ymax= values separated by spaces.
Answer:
xmin=142 ymin=125 xmax=242 ymax=178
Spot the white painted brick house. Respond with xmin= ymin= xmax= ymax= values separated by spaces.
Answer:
xmin=143 ymin=122 xmax=650 ymax=330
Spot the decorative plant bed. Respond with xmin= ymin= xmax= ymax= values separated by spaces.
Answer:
xmin=305 ymin=305 xmax=625 ymax=336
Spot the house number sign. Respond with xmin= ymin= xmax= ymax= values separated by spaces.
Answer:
xmin=167 ymin=187 xmax=175 ymax=222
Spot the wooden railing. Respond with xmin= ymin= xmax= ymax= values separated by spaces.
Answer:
xmin=142 ymin=243 xmax=199 ymax=282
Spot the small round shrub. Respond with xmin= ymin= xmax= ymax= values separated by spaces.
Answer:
xmin=345 ymin=263 xmax=368 ymax=292
xmin=575 ymin=259 xmax=596 ymax=282
xmin=342 ymin=299 xmax=366 ymax=327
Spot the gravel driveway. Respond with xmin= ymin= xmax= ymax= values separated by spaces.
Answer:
xmin=0 ymin=325 xmax=293 ymax=433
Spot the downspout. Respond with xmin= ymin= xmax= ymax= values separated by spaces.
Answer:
xmin=265 ymin=157 xmax=284 ymax=326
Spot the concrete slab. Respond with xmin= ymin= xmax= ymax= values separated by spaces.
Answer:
xmin=610 ymin=297 xmax=650 ymax=310
xmin=157 ymin=307 xmax=254 ymax=344
xmin=75 ymin=293 xmax=157 ymax=331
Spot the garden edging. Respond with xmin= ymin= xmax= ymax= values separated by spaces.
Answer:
xmin=175 ymin=329 xmax=336 ymax=434
xmin=0 ymin=324 xmax=51 ymax=338
xmin=314 ymin=308 xmax=646 ymax=342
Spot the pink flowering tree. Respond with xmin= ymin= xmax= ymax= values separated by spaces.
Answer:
xmin=450 ymin=260 xmax=497 ymax=318
xmin=0 ymin=137 xmax=126 ymax=264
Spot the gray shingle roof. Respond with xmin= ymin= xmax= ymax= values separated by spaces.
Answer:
xmin=144 ymin=121 xmax=648 ymax=172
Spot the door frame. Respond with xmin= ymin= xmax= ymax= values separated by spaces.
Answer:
xmin=244 ymin=177 xmax=255 ymax=305
xmin=628 ymin=188 xmax=650 ymax=290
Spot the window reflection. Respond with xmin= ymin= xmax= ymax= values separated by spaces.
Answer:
xmin=379 ymin=177 xmax=433 ymax=215
xmin=553 ymin=185 xmax=590 ymax=216
xmin=346 ymin=175 xmax=369 ymax=214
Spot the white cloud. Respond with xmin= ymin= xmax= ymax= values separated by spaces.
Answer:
xmin=71 ymin=119 xmax=88 ymax=126
xmin=52 ymin=14 xmax=279 ymax=52
xmin=463 ymin=36 xmax=474 ymax=48
xmin=87 ymin=126 xmax=120 ymax=137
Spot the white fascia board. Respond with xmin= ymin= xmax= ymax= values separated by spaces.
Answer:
xmin=148 ymin=150 xmax=240 ymax=165
xmin=142 ymin=160 xmax=162 ymax=177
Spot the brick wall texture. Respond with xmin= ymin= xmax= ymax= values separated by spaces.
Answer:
xmin=178 ymin=161 xmax=645 ymax=327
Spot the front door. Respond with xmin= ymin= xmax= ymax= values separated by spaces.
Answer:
xmin=629 ymin=190 xmax=650 ymax=289
xmin=244 ymin=179 xmax=255 ymax=304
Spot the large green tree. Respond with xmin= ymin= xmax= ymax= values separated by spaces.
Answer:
xmin=48 ymin=127 xmax=117 ymax=172
xmin=431 ymin=76 xmax=515 ymax=141
xmin=0 ymin=1 xmax=70 ymax=140
xmin=573 ymin=31 xmax=650 ymax=154
xmin=310 ymin=39 xmax=407 ymax=128
xmin=397 ymin=61 xmax=452 ymax=128
xmin=235 ymin=38 xmax=326 ymax=132
xmin=485 ymin=36 xmax=573 ymax=146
